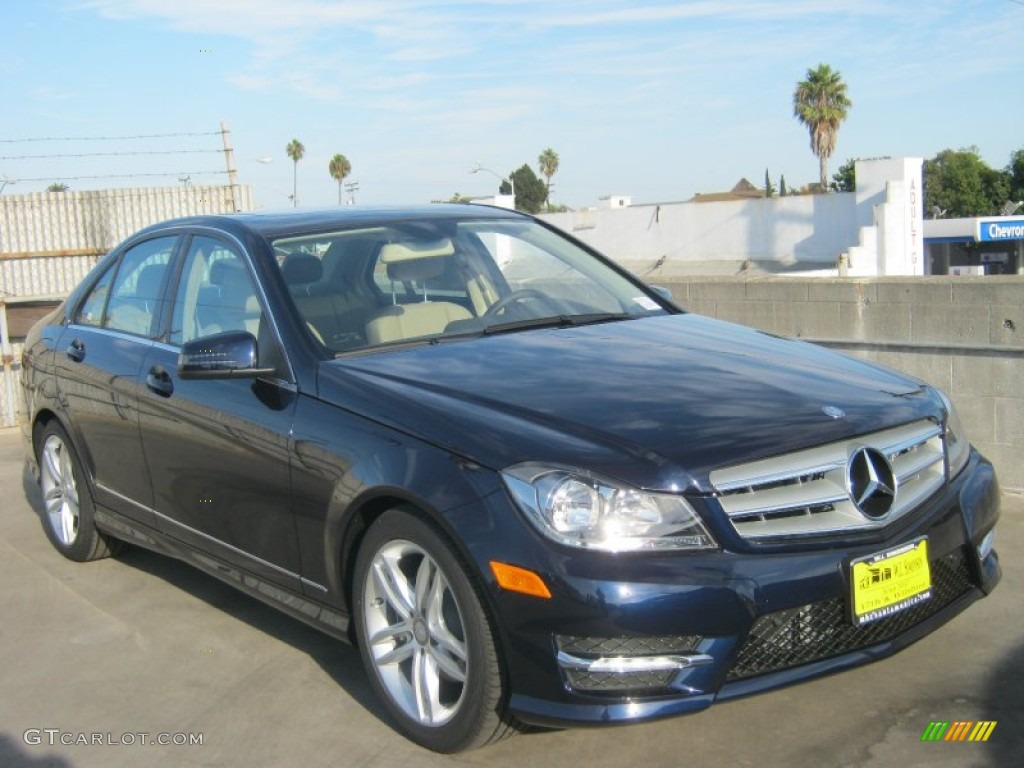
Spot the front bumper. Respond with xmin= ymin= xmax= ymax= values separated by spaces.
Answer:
xmin=458 ymin=452 xmax=1001 ymax=727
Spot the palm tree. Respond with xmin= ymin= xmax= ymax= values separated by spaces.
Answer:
xmin=286 ymin=138 xmax=305 ymax=207
xmin=793 ymin=64 xmax=851 ymax=190
xmin=328 ymin=153 xmax=352 ymax=205
xmin=537 ymin=148 xmax=559 ymax=210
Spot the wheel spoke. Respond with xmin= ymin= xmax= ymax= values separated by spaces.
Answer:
xmin=414 ymin=555 xmax=435 ymax=616
xmin=44 ymin=492 xmax=64 ymax=518
xmin=427 ymin=643 xmax=466 ymax=683
xmin=412 ymin=647 xmax=440 ymax=723
xmin=371 ymin=556 xmax=414 ymax=619
xmin=374 ymin=640 xmax=416 ymax=667
xmin=369 ymin=620 xmax=412 ymax=648
xmin=42 ymin=442 xmax=61 ymax=482
xmin=59 ymin=448 xmax=74 ymax=485
xmin=60 ymin=503 xmax=76 ymax=543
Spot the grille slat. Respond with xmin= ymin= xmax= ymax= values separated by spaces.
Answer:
xmin=710 ymin=420 xmax=946 ymax=540
xmin=727 ymin=548 xmax=974 ymax=680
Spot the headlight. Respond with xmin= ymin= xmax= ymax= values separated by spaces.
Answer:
xmin=502 ymin=463 xmax=717 ymax=552
xmin=937 ymin=389 xmax=970 ymax=479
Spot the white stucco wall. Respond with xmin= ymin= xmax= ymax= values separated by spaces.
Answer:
xmin=539 ymin=158 xmax=924 ymax=277
xmin=540 ymin=193 xmax=859 ymax=274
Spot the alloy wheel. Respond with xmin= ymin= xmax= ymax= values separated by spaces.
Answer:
xmin=362 ymin=539 xmax=469 ymax=726
xmin=40 ymin=434 xmax=80 ymax=546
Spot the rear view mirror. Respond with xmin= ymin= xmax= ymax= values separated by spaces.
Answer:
xmin=178 ymin=330 xmax=275 ymax=380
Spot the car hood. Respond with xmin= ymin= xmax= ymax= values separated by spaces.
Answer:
xmin=318 ymin=314 xmax=937 ymax=493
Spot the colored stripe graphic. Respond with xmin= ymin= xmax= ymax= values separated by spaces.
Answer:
xmin=969 ymin=722 xmax=997 ymax=742
xmin=945 ymin=721 xmax=972 ymax=741
xmin=921 ymin=720 xmax=996 ymax=742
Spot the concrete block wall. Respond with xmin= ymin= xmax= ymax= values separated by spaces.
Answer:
xmin=657 ymin=275 xmax=1023 ymax=491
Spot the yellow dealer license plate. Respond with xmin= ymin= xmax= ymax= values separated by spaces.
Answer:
xmin=851 ymin=537 xmax=932 ymax=626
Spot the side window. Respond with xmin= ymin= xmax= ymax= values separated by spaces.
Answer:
xmin=104 ymin=237 xmax=176 ymax=337
xmin=169 ymin=236 xmax=264 ymax=346
xmin=76 ymin=263 xmax=116 ymax=327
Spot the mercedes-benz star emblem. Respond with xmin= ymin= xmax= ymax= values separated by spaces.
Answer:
xmin=846 ymin=447 xmax=897 ymax=519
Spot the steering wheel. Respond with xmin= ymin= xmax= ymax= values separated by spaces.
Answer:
xmin=483 ymin=288 xmax=553 ymax=318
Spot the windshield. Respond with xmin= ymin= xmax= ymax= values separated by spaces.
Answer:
xmin=271 ymin=216 xmax=671 ymax=354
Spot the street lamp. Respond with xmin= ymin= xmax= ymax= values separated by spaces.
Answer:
xmin=469 ymin=163 xmax=514 ymax=199
xmin=0 ymin=177 xmax=15 ymax=195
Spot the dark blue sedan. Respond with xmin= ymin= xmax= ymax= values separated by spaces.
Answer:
xmin=20 ymin=206 xmax=1000 ymax=752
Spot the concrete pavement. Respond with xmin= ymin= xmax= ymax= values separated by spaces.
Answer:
xmin=1 ymin=428 xmax=1021 ymax=768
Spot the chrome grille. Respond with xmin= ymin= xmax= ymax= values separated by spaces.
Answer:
xmin=710 ymin=420 xmax=945 ymax=540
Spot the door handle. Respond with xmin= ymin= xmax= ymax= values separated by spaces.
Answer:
xmin=66 ymin=339 xmax=86 ymax=362
xmin=146 ymin=365 xmax=174 ymax=397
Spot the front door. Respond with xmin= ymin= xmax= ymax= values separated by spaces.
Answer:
xmin=137 ymin=234 xmax=301 ymax=590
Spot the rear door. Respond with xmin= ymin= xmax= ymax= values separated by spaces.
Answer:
xmin=55 ymin=235 xmax=178 ymax=526
xmin=137 ymin=233 xmax=302 ymax=591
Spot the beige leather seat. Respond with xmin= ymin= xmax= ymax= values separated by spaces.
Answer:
xmin=365 ymin=240 xmax=472 ymax=344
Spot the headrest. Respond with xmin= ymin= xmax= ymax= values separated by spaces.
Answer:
xmin=379 ymin=239 xmax=454 ymax=264
xmin=209 ymin=258 xmax=245 ymax=286
xmin=281 ymin=253 xmax=323 ymax=285
xmin=135 ymin=264 xmax=165 ymax=299
xmin=387 ymin=257 xmax=446 ymax=283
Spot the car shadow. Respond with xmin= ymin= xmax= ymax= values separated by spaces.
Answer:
xmin=20 ymin=460 xmax=391 ymax=731
xmin=983 ymin=637 xmax=1024 ymax=763
xmin=0 ymin=733 xmax=74 ymax=768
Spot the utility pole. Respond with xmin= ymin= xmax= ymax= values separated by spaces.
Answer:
xmin=220 ymin=120 xmax=240 ymax=212
xmin=345 ymin=180 xmax=360 ymax=205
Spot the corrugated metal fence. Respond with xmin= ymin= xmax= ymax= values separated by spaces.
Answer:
xmin=1 ymin=183 xmax=252 ymax=257
xmin=0 ymin=183 xmax=253 ymax=426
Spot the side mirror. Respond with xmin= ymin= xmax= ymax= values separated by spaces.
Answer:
xmin=178 ymin=330 xmax=275 ymax=380
xmin=649 ymin=285 xmax=677 ymax=304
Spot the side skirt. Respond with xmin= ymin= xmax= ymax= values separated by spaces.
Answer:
xmin=93 ymin=506 xmax=351 ymax=642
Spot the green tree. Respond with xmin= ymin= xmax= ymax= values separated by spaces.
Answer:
xmin=1006 ymin=148 xmax=1024 ymax=206
xmin=46 ymin=182 xmax=69 ymax=192
xmin=764 ymin=168 xmax=775 ymax=198
xmin=779 ymin=175 xmax=788 ymax=196
xmin=793 ymin=64 xmax=852 ymax=190
xmin=500 ymin=164 xmax=547 ymax=213
xmin=538 ymin=148 xmax=560 ymax=210
xmin=833 ymin=158 xmax=856 ymax=192
xmin=924 ymin=147 xmax=1010 ymax=218
xmin=328 ymin=153 xmax=352 ymax=205
xmin=286 ymin=138 xmax=305 ymax=207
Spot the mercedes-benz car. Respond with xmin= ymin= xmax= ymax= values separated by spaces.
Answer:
xmin=21 ymin=206 xmax=1000 ymax=752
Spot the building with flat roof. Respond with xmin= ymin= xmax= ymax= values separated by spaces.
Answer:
xmin=924 ymin=215 xmax=1024 ymax=275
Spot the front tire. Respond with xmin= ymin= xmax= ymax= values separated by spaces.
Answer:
xmin=353 ymin=508 xmax=513 ymax=752
xmin=37 ymin=421 xmax=121 ymax=562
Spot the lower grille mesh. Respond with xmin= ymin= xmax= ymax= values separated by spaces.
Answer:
xmin=556 ymin=635 xmax=701 ymax=657
xmin=727 ymin=548 xmax=975 ymax=681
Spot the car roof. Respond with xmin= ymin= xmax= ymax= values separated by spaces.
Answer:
xmin=131 ymin=204 xmax=529 ymax=242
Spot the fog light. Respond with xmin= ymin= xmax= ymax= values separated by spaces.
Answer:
xmin=977 ymin=529 xmax=996 ymax=561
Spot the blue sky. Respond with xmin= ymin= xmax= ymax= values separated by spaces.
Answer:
xmin=2 ymin=0 xmax=1022 ymax=209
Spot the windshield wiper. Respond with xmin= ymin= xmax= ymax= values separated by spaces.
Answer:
xmin=483 ymin=312 xmax=633 ymax=336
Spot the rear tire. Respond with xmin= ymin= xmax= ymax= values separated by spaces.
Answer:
xmin=37 ymin=421 xmax=121 ymax=562
xmin=353 ymin=508 xmax=514 ymax=752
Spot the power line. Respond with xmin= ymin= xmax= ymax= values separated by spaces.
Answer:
xmin=0 ymin=131 xmax=221 ymax=144
xmin=10 ymin=170 xmax=229 ymax=182
xmin=1 ymin=149 xmax=223 ymax=160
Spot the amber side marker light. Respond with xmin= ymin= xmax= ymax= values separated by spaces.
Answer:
xmin=490 ymin=561 xmax=552 ymax=599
